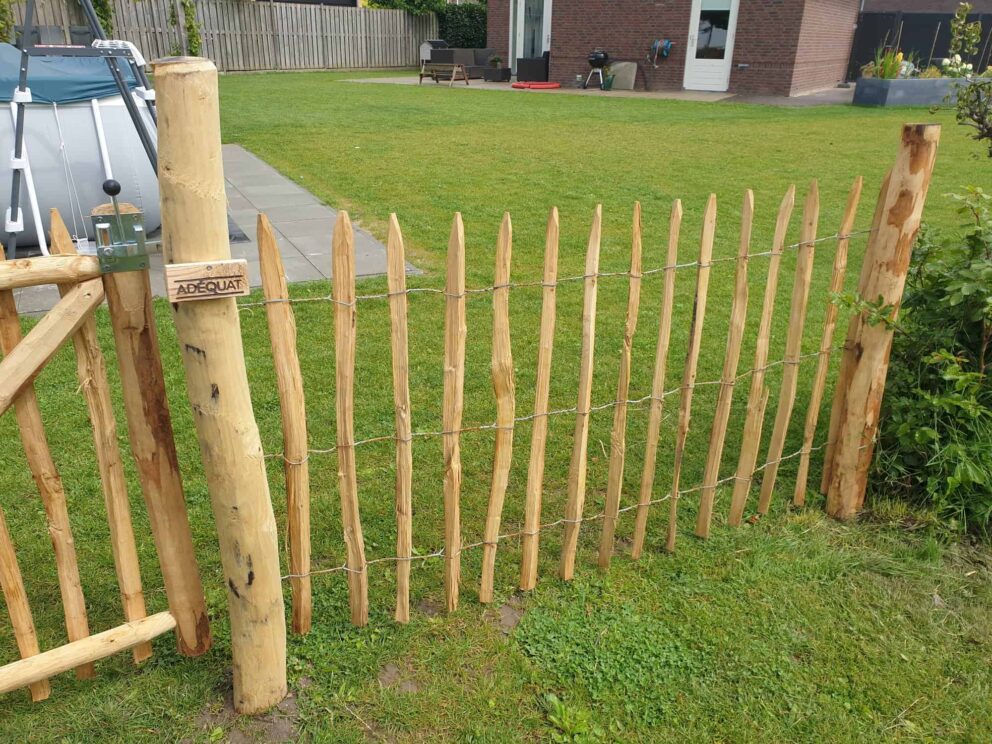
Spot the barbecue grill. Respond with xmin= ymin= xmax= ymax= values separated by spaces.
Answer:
xmin=584 ymin=48 xmax=610 ymax=89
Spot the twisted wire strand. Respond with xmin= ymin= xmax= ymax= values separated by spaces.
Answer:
xmin=265 ymin=342 xmax=842 ymax=466
xmin=278 ymin=439 xmax=846 ymax=581
xmin=238 ymin=229 xmax=874 ymax=311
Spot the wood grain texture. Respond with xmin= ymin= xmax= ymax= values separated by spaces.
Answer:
xmin=442 ymin=213 xmax=467 ymax=611
xmin=0 ymin=250 xmax=94 ymax=681
xmin=695 ymin=191 xmax=753 ymax=538
xmin=258 ymin=213 xmax=312 ymax=635
xmin=631 ymin=200 xmax=682 ymax=560
xmin=559 ymin=205 xmax=602 ymax=580
xmin=728 ymin=186 xmax=795 ymax=526
xmin=480 ymin=213 xmax=515 ymax=603
xmin=50 ymin=210 xmax=151 ymax=664
xmin=757 ymin=181 xmax=820 ymax=515
xmin=0 ymin=254 xmax=100 ymax=291
xmin=332 ymin=211 xmax=369 ymax=627
xmin=102 ymin=268 xmax=212 ymax=659
xmin=0 ymin=277 xmax=104 ymax=419
xmin=0 ymin=505 xmax=50 ymax=700
xmin=821 ymin=171 xmax=891 ymax=495
xmin=386 ymin=214 xmax=413 ymax=622
xmin=826 ymin=125 xmax=940 ymax=519
xmin=164 ymin=258 xmax=250 ymax=302
xmin=0 ymin=612 xmax=176 ymax=697
xmin=793 ymin=178 xmax=863 ymax=507
xmin=519 ymin=208 xmax=559 ymax=591
xmin=666 ymin=195 xmax=717 ymax=554
xmin=598 ymin=203 xmax=643 ymax=569
xmin=157 ymin=57 xmax=283 ymax=713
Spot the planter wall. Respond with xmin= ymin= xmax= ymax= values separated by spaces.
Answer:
xmin=854 ymin=77 xmax=959 ymax=106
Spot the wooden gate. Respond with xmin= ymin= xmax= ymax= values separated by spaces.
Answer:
xmin=0 ymin=214 xmax=212 ymax=699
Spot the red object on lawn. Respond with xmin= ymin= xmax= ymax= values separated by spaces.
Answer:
xmin=511 ymin=82 xmax=562 ymax=90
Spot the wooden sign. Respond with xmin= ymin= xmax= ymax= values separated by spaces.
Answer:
xmin=164 ymin=259 xmax=250 ymax=302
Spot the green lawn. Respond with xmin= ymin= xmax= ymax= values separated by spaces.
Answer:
xmin=1 ymin=72 xmax=990 ymax=742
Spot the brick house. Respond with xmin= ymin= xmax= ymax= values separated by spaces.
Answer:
xmin=486 ymin=0 xmax=867 ymax=96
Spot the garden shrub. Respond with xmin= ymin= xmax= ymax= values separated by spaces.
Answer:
xmin=871 ymin=188 xmax=992 ymax=534
xmin=438 ymin=3 xmax=487 ymax=50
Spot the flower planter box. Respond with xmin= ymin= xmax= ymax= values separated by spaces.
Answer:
xmin=854 ymin=77 xmax=959 ymax=106
xmin=483 ymin=67 xmax=511 ymax=83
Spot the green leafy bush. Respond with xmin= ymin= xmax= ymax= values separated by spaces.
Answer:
xmin=872 ymin=188 xmax=992 ymax=534
xmin=366 ymin=0 xmax=445 ymax=14
xmin=438 ymin=3 xmax=488 ymax=50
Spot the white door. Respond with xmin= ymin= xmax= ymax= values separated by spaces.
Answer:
xmin=512 ymin=0 xmax=552 ymax=68
xmin=683 ymin=0 xmax=740 ymax=92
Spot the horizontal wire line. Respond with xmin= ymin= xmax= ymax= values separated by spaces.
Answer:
xmin=238 ymin=229 xmax=874 ymax=311
xmin=265 ymin=344 xmax=840 ymax=466
xmin=279 ymin=441 xmax=834 ymax=581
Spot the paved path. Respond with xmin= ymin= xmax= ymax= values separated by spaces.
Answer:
xmin=14 ymin=144 xmax=398 ymax=314
xmin=346 ymin=75 xmax=856 ymax=106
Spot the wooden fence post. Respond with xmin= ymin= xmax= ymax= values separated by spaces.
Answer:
xmin=332 ymin=212 xmax=369 ymax=627
xmin=51 ymin=210 xmax=151 ymax=664
xmin=630 ymin=200 xmax=682 ymax=560
xmin=598 ymin=203 xmax=643 ymax=569
xmin=480 ymin=213 xmax=515 ymax=604
xmin=559 ymin=205 xmax=602 ymax=581
xmin=442 ymin=213 xmax=467 ymax=612
xmin=386 ymin=214 xmax=414 ymax=622
xmin=258 ymin=214 xmax=312 ymax=635
xmin=519 ymin=208 xmax=559 ymax=591
xmin=156 ymin=57 xmax=286 ymax=713
xmin=825 ymin=124 xmax=940 ymax=520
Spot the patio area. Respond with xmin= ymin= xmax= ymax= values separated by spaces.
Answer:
xmin=344 ymin=74 xmax=857 ymax=106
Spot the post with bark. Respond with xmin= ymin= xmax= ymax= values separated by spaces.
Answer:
xmin=155 ymin=57 xmax=287 ymax=714
xmin=825 ymin=124 xmax=940 ymax=520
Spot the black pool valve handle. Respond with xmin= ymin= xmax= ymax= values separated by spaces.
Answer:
xmin=103 ymin=179 xmax=122 ymax=197
xmin=102 ymin=179 xmax=125 ymax=234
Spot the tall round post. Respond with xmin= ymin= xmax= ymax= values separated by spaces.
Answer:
xmin=155 ymin=57 xmax=287 ymax=714
xmin=825 ymin=124 xmax=940 ymax=520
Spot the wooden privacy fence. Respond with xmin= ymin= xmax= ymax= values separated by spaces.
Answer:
xmin=0 ymin=53 xmax=940 ymax=718
xmin=15 ymin=0 xmax=437 ymax=72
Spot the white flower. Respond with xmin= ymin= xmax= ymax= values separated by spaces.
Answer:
xmin=966 ymin=63 xmax=974 ymax=70
xmin=942 ymin=58 xmax=950 ymax=66
xmin=953 ymin=54 xmax=962 ymax=64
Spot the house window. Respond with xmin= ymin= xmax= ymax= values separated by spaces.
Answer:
xmin=696 ymin=0 xmax=732 ymax=60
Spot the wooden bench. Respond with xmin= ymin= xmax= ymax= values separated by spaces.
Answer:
xmin=419 ymin=62 xmax=470 ymax=87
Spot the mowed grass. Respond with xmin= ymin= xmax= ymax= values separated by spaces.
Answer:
xmin=1 ymin=72 xmax=990 ymax=742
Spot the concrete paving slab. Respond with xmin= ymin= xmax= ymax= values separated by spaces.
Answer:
xmin=15 ymin=145 xmax=410 ymax=315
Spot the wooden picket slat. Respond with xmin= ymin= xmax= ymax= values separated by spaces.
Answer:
xmin=0 ymin=278 xmax=105 ymax=419
xmin=480 ymin=214 xmax=515 ymax=604
xmin=519 ymin=208 xmax=559 ymax=592
xmin=728 ymin=186 xmax=796 ymax=526
xmin=631 ymin=200 xmax=682 ymax=559
xmin=0 ymin=252 xmax=94 ymax=680
xmin=793 ymin=178 xmax=863 ymax=506
xmin=258 ymin=214 xmax=312 ymax=635
xmin=0 ymin=506 xmax=50 ymax=701
xmin=386 ymin=215 xmax=414 ymax=623
xmin=757 ymin=182 xmax=820 ymax=514
xmin=50 ymin=212 xmax=151 ymax=664
xmin=694 ymin=191 xmax=753 ymax=538
xmin=332 ymin=212 xmax=369 ymax=628
xmin=666 ymin=194 xmax=717 ymax=554
xmin=559 ymin=206 xmax=603 ymax=581
xmin=443 ymin=214 xmax=467 ymax=612
xmin=598 ymin=203 xmax=643 ymax=569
